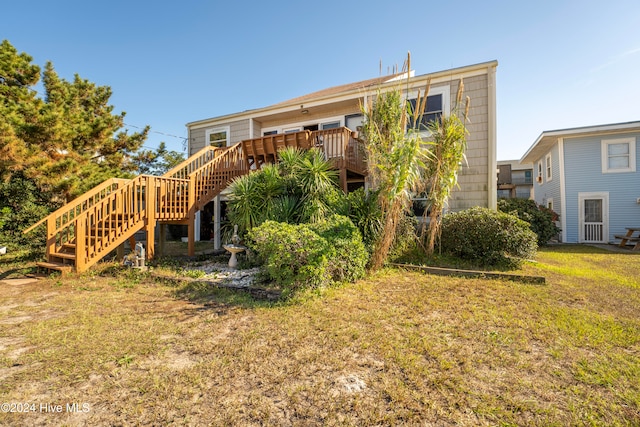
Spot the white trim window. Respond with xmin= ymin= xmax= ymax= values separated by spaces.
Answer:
xmin=206 ymin=126 xmax=230 ymax=148
xmin=407 ymin=85 xmax=450 ymax=131
xmin=545 ymin=153 xmax=553 ymax=181
xmin=601 ymin=137 xmax=636 ymax=173
xmin=537 ymin=161 xmax=543 ymax=183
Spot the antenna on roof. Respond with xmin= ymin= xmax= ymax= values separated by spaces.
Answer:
xmin=406 ymin=51 xmax=411 ymax=74
xmin=379 ymin=59 xmax=382 ymax=76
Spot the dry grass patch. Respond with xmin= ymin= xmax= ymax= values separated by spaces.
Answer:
xmin=0 ymin=245 xmax=638 ymax=425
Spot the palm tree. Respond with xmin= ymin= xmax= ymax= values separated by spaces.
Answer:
xmin=226 ymin=146 xmax=340 ymax=231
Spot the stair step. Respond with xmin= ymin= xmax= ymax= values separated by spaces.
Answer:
xmin=62 ymin=243 xmax=76 ymax=250
xmin=36 ymin=262 xmax=72 ymax=275
xmin=52 ymin=252 xmax=76 ymax=260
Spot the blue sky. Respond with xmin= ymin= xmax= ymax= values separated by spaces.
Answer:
xmin=3 ymin=0 xmax=640 ymax=160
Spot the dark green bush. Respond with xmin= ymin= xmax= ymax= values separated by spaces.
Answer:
xmin=247 ymin=215 xmax=367 ymax=295
xmin=334 ymin=188 xmax=383 ymax=255
xmin=0 ymin=175 xmax=53 ymax=251
xmin=498 ymin=198 xmax=560 ymax=246
xmin=309 ymin=215 xmax=368 ymax=283
xmin=440 ymin=207 xmax=537 ymax=267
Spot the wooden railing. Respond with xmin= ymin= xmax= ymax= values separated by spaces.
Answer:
xmin=189 ymin=142 xmax=248 ymax=211
xmin=25 ymin=127 xmax=368 ymax=273
xmin=154 ymin=176 xmax=190 ymax=221
xmin=164 ymin=145 xmax=228 ymax=179
xmin=23 ymin=178 xmax=129 ymax=259
xmin=241 ymin=131 xmax=313 ymax=168
xmin=312 ymin=128 xmax=366 ymax=174
xmin=77 ymin=175 xmax=150 ymax=270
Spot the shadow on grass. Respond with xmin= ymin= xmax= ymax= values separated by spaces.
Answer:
xmin=0 ymin=248 xmax=42 ymax=278
xmin=391 ymin=246 xmax=521 ymax=272
xmin=541 ymin=243 xmax=640 ymax=255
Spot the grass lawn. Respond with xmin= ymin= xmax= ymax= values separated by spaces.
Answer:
xmin=0 ymin=245 xmax=638 ymax=425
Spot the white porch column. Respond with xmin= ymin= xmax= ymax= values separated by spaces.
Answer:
xmin=194 ymin=210 xmax=201 ymax=242
xmin=213 ymin=195 xmax=221 ymax=250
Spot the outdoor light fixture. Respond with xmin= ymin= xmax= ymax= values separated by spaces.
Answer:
xmin=301 ymin=109 xmax=309 ymax=114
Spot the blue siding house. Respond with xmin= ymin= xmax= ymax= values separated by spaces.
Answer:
xmin=521 ymin=121 xmax=640 ymax=244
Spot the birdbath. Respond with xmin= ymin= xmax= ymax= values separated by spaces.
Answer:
xmin=223 ymin=225 xmax=246 ymax=269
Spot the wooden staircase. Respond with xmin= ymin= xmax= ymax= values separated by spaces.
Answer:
xmin=24 ymin=127 xmax=366 ymax=274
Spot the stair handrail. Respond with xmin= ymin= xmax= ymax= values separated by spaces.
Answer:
xmin=23 ymin=177 xmax=130 ymax=234
xmin=188 ymin=142 xmax=247 ymax=210
xmin=74 ymin=174 xmax=151 ymax=271
xmin=164 ymin=145 xmax=228 ymax=179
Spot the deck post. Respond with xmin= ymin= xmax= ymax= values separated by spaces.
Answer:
xmin=46 ymin=218 xmax=56 ymax=264
xmin=213 ymin=195 xmax=221 ymax=250
xmin=146 ymin=176 xmax=156 ymax=260
xmin=187 ymin=173 xmax=196 ymax=256
xmin=75 ymin=215 xmax=86 ymax=273
xmin=340 ymin=168 xmax=348 ymax=193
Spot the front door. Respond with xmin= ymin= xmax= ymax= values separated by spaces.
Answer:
xmin=579 ymin=192 xmax=609 ymax=243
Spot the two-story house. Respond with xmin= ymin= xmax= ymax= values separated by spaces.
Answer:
xmin=521 ymin=121 xmax=640 ymax=244
xmin=186 ymin=61 xmax=498 ymax=249
xmin=497 ymin=160 xmax=533 ymax=199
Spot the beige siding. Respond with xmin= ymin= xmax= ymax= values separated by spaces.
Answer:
xmin=189 ymin=127 xmax=206 ymax=156
xmin=449 ymin=74 xmax=489 ymax=211
xmin=186 ymin=63 xmax=496 ymax=209
xmin=189 ymin=119 xmax=251 ymax=156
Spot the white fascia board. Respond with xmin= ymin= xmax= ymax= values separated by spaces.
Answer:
xmin=521 ymin=121 xmax=640 ymax=164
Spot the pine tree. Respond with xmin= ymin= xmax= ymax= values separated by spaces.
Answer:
xmin=0 ymin=39 xmax=149 ymax=203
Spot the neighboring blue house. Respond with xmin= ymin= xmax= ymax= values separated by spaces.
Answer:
xmin=521 ymin=121 xmax=640 ymax=244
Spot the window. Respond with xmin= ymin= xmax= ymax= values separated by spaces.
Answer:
xmin=263 ymin=130 xmax=277 ymax=136
xmin=545 ymin=153 xmax=552 ymax=181
xmin=407 ymin=94 xmax=444 ymax=131
xmin=515 ymin=187 xmax=532 ymax=199
xmin=410 ymin=191 xmax=430 ymax=218
xmin=321 ymin=121 xmax=340 ymax=130
xmin=524 ymin=170 xmax=533 ymax=184
xmin=345 ymin=114 xmax=363 ymax=132
xmin=537 ymin=161 xmax=543 ymax=183
xmin=601 ymin=137 xmax=636 ymax=173
xmin=407 ymin=85 xmax=450 ymax=132
xmin=206 ymin=127 xmax=229 ymax=148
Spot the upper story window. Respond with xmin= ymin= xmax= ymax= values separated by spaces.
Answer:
xmin=537 ymin=161 xmax=543 ymax=183
xmin=321 ymin=121 xmax=340 ymax=130
xmin=408 ymin=94 xmax=443 ymax=130
xmin=601 ymin=137 xmax=636 ymax=173
xmin=407 ymin=85 xmax=450 ymax=132
xmin=545 ymin=153 xmax=553 ymax=181
xmin=206 ymin=126 xmax=229 ymax=148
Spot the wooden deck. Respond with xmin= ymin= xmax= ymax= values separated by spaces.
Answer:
xmin=25 ymin=128 xmax=366 ymax=273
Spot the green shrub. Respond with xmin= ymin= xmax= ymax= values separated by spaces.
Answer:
xmin=248 ymin=221 xmax=331 ymax=294
xmin=247 ymin=215 xmax=367 ymax=295
xmin=440 ymin=207 xmax=537 ymax=267
xmin=332 ymin=188 xmax=383 ymax=255
xmin=498 ymin=198 xmax=560 ymax=246
xmin=309 ymin=215 xmax=368 ymax=283
xmin=0 ymin=175 xmax=53 ymax=250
